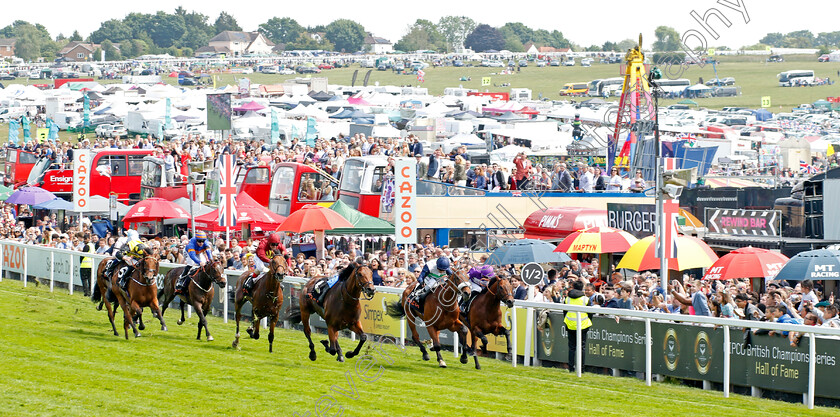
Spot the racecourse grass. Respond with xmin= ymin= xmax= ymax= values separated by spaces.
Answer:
xmin=0 ymin=280 xmax=835 ymax=417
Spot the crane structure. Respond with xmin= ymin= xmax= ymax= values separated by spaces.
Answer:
xmin=609 ymin=34 xmax=654 ymax=174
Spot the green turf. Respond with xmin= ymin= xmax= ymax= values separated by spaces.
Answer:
xmin=0 ymin=280 xmax=834 ymax=416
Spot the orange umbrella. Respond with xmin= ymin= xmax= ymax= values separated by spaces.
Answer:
xmin=554 ymin=226 xmax=638 ymax=254
xmin=616 ymin=235 xmax=718 ymax=271
xmin=276 ymin=205 xmax=353 ymax=260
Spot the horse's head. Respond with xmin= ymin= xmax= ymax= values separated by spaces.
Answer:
xmin=492 ymin=277 xmax=515 ymax=308
xmin=270 ymin=255 xmax=288 ymax=282
xmin=452 ymin=268 xmax=471 ymax=295
xmin=352 ymin=264 xmax=376 ymax=300
xmin=139 ymin=255 xmax=159 ymax=284
xmin=206 ymin=258 xmax=227 ymax=288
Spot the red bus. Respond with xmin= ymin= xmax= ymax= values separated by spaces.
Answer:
xmin=139 ymin=156 xmax=193 ymax=202
xmin=2 ymin=148 xmax=40 ymax=187
xmin=337 ymin=156 xmax=389 ymax=217
xmin=268 ymin=162 xmax=338 ymax=216
xmin=30 ymin=149 xmax=155 ymax=204
xmin=237 ymin=165 xmax=272 ymax=207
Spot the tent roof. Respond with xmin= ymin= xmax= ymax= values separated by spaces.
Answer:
xmin=326 ymin=200 xmax=394 ymax=235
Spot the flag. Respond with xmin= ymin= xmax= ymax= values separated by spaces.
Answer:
xmin=663 ymin=157 xmax=678 ymax=171
xmin=165 ymin=97 xmax=172 ymax=130
xmin=8 ymin=119 xmax=19 ymax=145
xmin=829 ymin=144 xmax=836 ymax=157
xmin=21 ymin=115 xmax=30 ymax=142
xmin=83 ymin=93 xmax=90 ymax=127
xmin=416 ymin=69 xmax=425 ymax=82
xmin=800 ymin=160 xmax=809 ymax=172
xmin=305 ymin=116 xmax=317 ymax=146
xmin=47 ymin=118 xmax=59 ymax=141
xmin=218 ymin=154 xmax=237 ymax=228
xmin=270 ymin=107 xmax=279 ymax=144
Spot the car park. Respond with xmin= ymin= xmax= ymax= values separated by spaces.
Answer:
xmin=518 ymin=59 xmax=528 ymax=67
xmin=278 ymin=68 xmax=295 ymax=75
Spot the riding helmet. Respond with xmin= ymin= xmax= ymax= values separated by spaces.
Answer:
xmin=436 ymin=256 xmax=450 ymax=271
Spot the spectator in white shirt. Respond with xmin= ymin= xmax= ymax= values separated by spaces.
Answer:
xmin=579 ymin=165 xmax=594 ymax=193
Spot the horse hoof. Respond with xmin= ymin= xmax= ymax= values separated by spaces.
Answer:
xmin=246 ymin=327 xmax=255 ymax=339
xmin=460 ymin=356 xmax=468 ymax=364
xmin=422 ymin=353 xmax=430 ymax=361
xmin=161 ymin=326 xmax=168 ymax=332
xmin=438 ymin=361 xmax=447 ymax=368
xmin=337 ymin=356 xmax=345 ymax=363
xmin=135 ymin=333 xmax=142 ymax=338
xmin=309 ymin=351 xmax=317 ymax=361
xmin=113 ymin=331 xmax=119 ymax=336
xmin=232 ymin=341 xmax=239 ymax=349
xmin=207 ymin=335 xmax=214 ymax=342
xmin=345 ymin=351 xmax=356 ymax=359
xmin=475 ymin=364 xmax=482 ymax=370
xmin=177 ymin=320 xmax=184 ymax=325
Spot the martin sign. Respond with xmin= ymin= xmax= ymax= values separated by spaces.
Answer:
xmin=706 ymin=208 xmax=781 ymax=236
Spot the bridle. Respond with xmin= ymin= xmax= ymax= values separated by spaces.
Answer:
xmin=131 ymin=256 xmax=159 ymax=287
xmin=342 ymin=266 xmax=375 ymax=301
xmin=486 ymin=277 xmax=511 ymax=301
xmin=192 ymin=260 xmax=225 ymax=292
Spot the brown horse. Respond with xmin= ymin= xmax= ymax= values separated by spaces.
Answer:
xmin=159 ymin=260 xmax=227 ymax=341
xmin=287 ymin=263 xmax=375 ymax=362
xmin=232 ymin=255 xmax=288 ymax=352
xmin=386 ymin=269 xmax=472 ymax=368
xmin=461 ymin=277 xmax=515 ymax=369
xmin=92 ymin=255 xmax=166 ymax=339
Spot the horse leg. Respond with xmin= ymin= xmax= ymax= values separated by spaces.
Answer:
xmin=457 ymin=324 xmax=470 ymax=365
xmin=344 ymin=321 xmax=367 ymax=359
xmin=268 ymin=315 xmax=277 ymax=353
xmin=117 ymin=295 xmax=140 ymax=339
xmin=321 ymin=327 xmax=338 ymax=356
xmin=101 ymin=287 xmax=119 ymax=336
xmin=334 ymin=338 xmax=345 ymax=363
xmin=177 ymin=299 xmax=186 ymax=325
xmin=407 ymin=319 xmax=428 ymax=361
xmin=232 ymin=299 xmax=244 ymax=350
xmin=330 ymin=328 xmax=344 ymax=362
xmin=151 ymin=297 xmax=167 ymax=331
xmin=427 ymin=327 xmax=446 ymax=368
xmin=502 ymin=327 xmax=512 ymax=356
xmin=301 ymin=309 xmax=316 ymax=361
xmin=193 ymin=301 xmax=212 ymax=341
xmin=136 ymin=307 xmax=145 ymax=331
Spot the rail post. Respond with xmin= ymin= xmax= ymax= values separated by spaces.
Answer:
xmin=576 ymin=313 xmax=582 ymax=378
xmin=50 ymin=251 xmax=54 ymax=292
xmin=511 ymin=306 xmax=518 ymax=367
xmin=724 ymin=325 xmax=730 ymax=398
xmin=23 ymin=245 xmax=27 ymax=287
xmin=645 ymin=318 xmax=651 ymax=386
xmin=808 ymin=332 xmax=816 ymax=409
xmin=69 ymin=250 xmax=74 ymax=295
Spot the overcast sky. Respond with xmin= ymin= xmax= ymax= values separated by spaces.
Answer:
xmin=3 ymin=0 xmax=836 ymax=49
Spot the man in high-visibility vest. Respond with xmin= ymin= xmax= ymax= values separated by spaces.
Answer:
xmin=564 ymin=279 xmax=592 ymax=373
xmin=79 ymin=233 xmax=96 ymax=297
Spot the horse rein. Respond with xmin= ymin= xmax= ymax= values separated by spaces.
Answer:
xmin=341 ymin=268 xmax=375 ymax=301
xmin=130 ymin=256 xmax=158 ymax=287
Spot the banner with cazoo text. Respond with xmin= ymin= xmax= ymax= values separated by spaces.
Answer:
xmin=537 ymin=312 xmax=840 ymax=399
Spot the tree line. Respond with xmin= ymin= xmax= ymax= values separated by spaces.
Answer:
xmin=2 ymin=11 xmax=839 ymax=62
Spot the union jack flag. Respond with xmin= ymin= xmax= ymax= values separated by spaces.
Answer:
xmin=800 ymin=160 xmax=809 ymax=172
xmin=218 ymin=154 xmax=237 ymax=227
xmin=416 ymin=69 xmax=425 ymax=82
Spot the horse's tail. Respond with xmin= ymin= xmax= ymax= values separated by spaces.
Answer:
xmin=385 ymin=299 xmax=406 ymax=319
xmin=90 ymin=282 xmax=101 ymax=303
xmin=285 ymin=297 xmax=301 ymax=324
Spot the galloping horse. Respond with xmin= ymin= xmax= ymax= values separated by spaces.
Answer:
xmin=461 ymin=276 xmax=515 ymax=370
xmin=92 ymin=255 xmax=166 ymax=339
xmin=387 ymin=269 xmax=472 ymax=368
xmin=287 ymin=263 xmax=375 ymax=362
xmin=232 ymin=255 xmax=288 ymax=352
xmin=159 ymin=259 xmax=227 ymax=341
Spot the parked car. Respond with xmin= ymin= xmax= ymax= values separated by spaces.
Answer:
xmin=296 ymin=66 xmax=321 ymax=74
xmin=95 ymin=124 xmax=128 ymax=138
xmin=705 ymin=77 xmax=736 ymax=86
xmin=766 ymin=55 xmax=784 ymax=62
xmin=453 ymin=60 xmax=464 ymax=67
xmin=261 ymin=66 xmax=278 ymax=74
xmin=818 ymin=54 xmax=831 ymax=62
xmin=0 ymin=72 xmax=14 ymax=80
xmin=318 ymin=63 xmax=334 ymax=70
xmin=549 ymin=60 xmax=561 ymax=67
xmin=278 ymin=67 xmax=295 ymax=75
xmin=562 ymin=59 xmax=575 ymax=66
xmin=517 ymin=59 xmax=528 ymax=67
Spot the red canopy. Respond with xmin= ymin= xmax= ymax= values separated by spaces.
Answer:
xmin=275 ymin=204 xmax=352 ymax=233
xmin=123 ymin=198 xmax=190 ymax=226
xmin=523 ymin=207 xmax=607 ymax=240
xmin=233 ymin=101 xmax=266 ymax=112
xmin=703 ymin=247 xmax=789 ymax=280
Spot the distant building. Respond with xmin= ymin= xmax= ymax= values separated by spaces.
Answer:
xmin=522 ymin=42 xmax=571 ymax=54
xmin=364 ymin=35 xmax=393 ymax=54
xmin=204 ymin=31 xmax=275 ymax=57
xmin=57 ymin=41 xmax=97 ymax=62
xmin=0 ymin=38 xmax=16 ymax=58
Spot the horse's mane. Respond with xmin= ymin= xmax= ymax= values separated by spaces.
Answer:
xmin=488 ymin=276 xmax=499 ymax=287
xmin=337 ymin=262 xmax=357 ymax=281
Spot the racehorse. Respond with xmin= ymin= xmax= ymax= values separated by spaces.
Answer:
xmin=287 ymin=262 xmax=375 ymax=362
xmin=159 ymin=259 xmax=227 ymax=341
xmin=386 ymin=269 xmax=472 ymax=368
xmin=92 ymin=255 xmax=166 ymax=339
xmin=461 ymin=276 xmax=515 ymax=370
xmin=232 ymin=255 xmax=288 ymax=352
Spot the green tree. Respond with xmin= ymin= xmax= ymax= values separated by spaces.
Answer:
xmin=69 ymin=30 xmax=83 ymax=42
xmin=90 ymin=19 xmax=133 ymax=44
xmin=464 ymin=24 xmax=504 ymax=52
xmin=653 ymin=26 xmax=681 ymax=51
xmin=100 ymin=40 xmax=122 ymax=60
xmin=394 ymin=19 xmax=445 ymax=52
xmin=782 ymin=30 xmax=815 ymax=48
xmin=178 ymin=11 xmax=214 ymax=49
xmin=499 ymin=22 xmax=533 ymax=45
xmin=286 ymin=32 xmax=333 ymax=51
xmin=259 ymin=17 xmax=304 ymax=45
xmin=324 ymin=19 xmax=366 ymax=52
xmin=759 ymin=32 xmax=785 ymax=47
xmin=616 ymin=38 xmax=637 ymax=51
xmin=437 ymin=16 xmax=476 ymax=52
xmin=546 ymin=30 xmax=570 ymax=49
xmin=122 ymin=39 xmax=149 ymax=58
xmin=214 ymin=12 xmax=241 ymax=33
xmin=816 ymin=31 xmax=840 ymax=48
xmin=602 ymin=41 xmax=618 ymax=52
xmin=503 ymin=37 xmax=525 ymax=52
xmin=147 ymin=11 xmax=186 ymax=48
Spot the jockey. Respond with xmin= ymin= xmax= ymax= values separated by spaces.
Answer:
xmin=242 ymin=233 xmax=286 ymax=296
xmin=461 ymin=265 xmax=494 ymax=313
xmin=109 ymin=230 xmax=149 ymax=291
xmin=411 ymin=256 xmax=454 ymax=302
xmin=175 ymin=230 xmax=213 ymax=295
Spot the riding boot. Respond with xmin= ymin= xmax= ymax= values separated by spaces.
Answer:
xmin=242 ymin=276 xmax=254 ymax=296
xmin=316 ymin=283 xmax=329 ymax=306
xmin=175 ymin=267 xmax=191 ymax=295
xmin=118 ymin=266 xmax=133 ymax=291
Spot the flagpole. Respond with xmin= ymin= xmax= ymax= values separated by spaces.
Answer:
xmin=226 ymin=226 xmax=230 ymax=250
